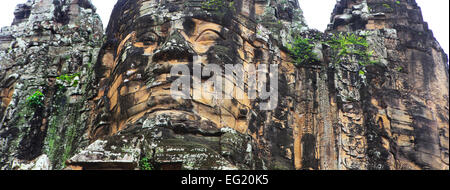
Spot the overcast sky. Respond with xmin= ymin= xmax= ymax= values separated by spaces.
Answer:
xmin=0 ymin=0 xmax=448 ymax=55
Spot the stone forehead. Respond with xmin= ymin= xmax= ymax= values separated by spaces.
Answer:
xmin=107 ymin=0 xmax=306 ymax=47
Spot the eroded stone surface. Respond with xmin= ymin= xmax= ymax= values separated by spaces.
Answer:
xmin=73 ymin=0 xmax=308 ymax=170
xmin=328 ymin=0 xmax=449 ymax=170
xmin=0 ymin=0 xmax=103 ymax=170
xmin=1 ymin=0 xmax=448 ymax=170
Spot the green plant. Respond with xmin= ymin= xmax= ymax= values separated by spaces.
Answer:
xmin=64 ymin=55 xmax=71 ymax=60
xmin=139 ymin=157 xmax=154 ymax=170
xmin=288 ymin=37 xmax=320 ymax=65
xmin=201 ymin=0 xmax=235 ymax=12
xmin=56 ymin=73 xmax=80 ymax=89
xmin=396 ymin=66 xmax=404 ymax=72
xmin=396 ymin=1 xmax=401 ymax=5
xmin=327 ymin=33 xmax=378 ymax=76
xmin=328 ymin=33 xmax=369 ymax=57
xmin=359 ymin=70 xmax=366 ymax=75
xmin=382 ymin=3 xmax=394 ymax=11
xmin=383 ymin=3 xmax=391 ymax=9
xmin=26 ymin=91 xmax=45 ymax=108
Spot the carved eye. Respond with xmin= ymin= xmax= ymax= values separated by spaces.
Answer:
xmin=195 ymin=30 xmax=224 ymax=42
xmin=139 ymin=32 xmax=159 ymax=45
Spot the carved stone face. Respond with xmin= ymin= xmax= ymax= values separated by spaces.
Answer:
xmin=91 ymin=2 xmax=279 ymax=139
xmin=77 ymin=0 xmax=303 ymax=170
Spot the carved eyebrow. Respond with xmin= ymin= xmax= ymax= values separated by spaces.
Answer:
xmin=195 ymin=29 xmax=225 ymax=41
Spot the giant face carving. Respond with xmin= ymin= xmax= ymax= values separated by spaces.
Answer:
xmin=90 ymin=1 xmax=284 ymax=138
xmin=75 ymin=0 xmax=300 ymax=170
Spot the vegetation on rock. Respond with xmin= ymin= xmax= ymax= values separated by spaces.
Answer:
xmin=327 ymin=33 xmax=378 ymax=76
xmin=288 ymin=37 xmax=319 ymax=66
xmin=26 ymin=91 xmax=45 ymax=108
xmin=139 ymin=157 xmax=154 ymax=170
xmin=56 ymin=73 xmax=80 ymax=90
xmin=201 ymin=0 xmax=235 ymax=11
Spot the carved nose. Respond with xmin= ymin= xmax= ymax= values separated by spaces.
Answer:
xmin=152 ymin=30 xmax=194 ymax=62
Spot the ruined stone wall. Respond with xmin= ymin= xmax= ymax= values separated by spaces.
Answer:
xmin=0 ymin=0 xmax=103 ymax=170
xmin=328 ymin=0 xmax=449 ymax=169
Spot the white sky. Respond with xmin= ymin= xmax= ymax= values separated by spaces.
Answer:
xmin=0 ymin=0 xmax=448 ymax=55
